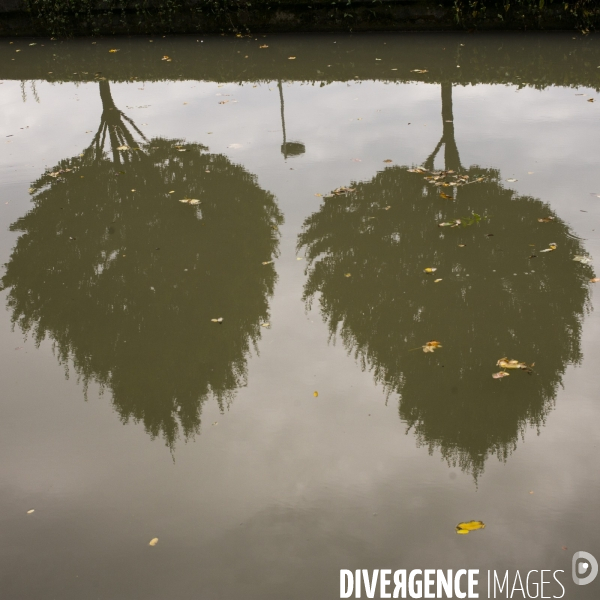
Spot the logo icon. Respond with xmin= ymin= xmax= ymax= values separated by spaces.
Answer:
xmin=572 ymin=551 xmax=598 ymax=586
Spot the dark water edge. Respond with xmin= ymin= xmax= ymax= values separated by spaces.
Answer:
xmin=0 ymin=0 xmax=597 ymax=38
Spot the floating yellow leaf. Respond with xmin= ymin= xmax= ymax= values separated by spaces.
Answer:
xmin=540 ymin=243 xmax=557 ymax=253
xmin=314 ymin=193 xmax=322 ymax=197
xmin=259 ymin=44 xmax=268 ymax=48
xmin=161 ymin=56 xmax=171 ymax=61
xmin=262 ymin=260 xmax=273 ymax=265
xmin=27 ymin=509 xmax=35 ymax=514
xmin=537 ymin=217 xmax=554 ymax=223
xmin=344 ymin=273 xmax=351 ymax=277
xmin=313 ymin=391 xmax=318 ymax=397
xmin=260 ymin=322 xmax=270 ymax=328
xmin=458 ymin=244 xmax=466 ymax=248
xmin=288 ymin=56 xmax=296 ymax=60
xmin=423 ymin=340 xmax=442 ymax=353
xmin=108 ymin=49 xmax=120 ymax=53
xmin=496 ymin=357 xmax=534 ymax=373
xmin=591 ymin=278 xmax=600 ymax=283
xmin=383 ymin=159 xmax=393 ymax=163
xmin=439 ymin=193 xmax=453 ymax=200
xmin=411 ymin=69 xmax=428 ymax=73
xmin=456 ymin=521 xmax=485 ymax=534
xmin=211 ymin=318 xmax=224 ymax=323
xmin=492 ymin=371 xmax=510 ymax=379
xmin=297 ymin=257 xmax=304 ymax=260
xmin=149 ymin=538 xmax=159 ymax=546
xmin=424 ymin=267 xmax=437 ymax=274
xmin=434 ymin=279 xmax=442 ymax=283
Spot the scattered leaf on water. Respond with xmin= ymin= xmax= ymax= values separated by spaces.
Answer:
xmin=424 ymin=267 xmax=437 ymax=274
xmin=117 ymin=145 xmax=130 ymax=151
xmin=344 ymin=273 xmax=351 ymax=277
xmin=591 ymin=278 xmax=600 ymax=283
xmin=212 ymin=421 xmax=218 ymax=426
xmin=540 ymin=243 xmax=557 ymax=253
xmin=313 ymin=391 xmax=318 ymax=397
xmin=297 ymin=257 xmax=304 ymax=260
xmin=492 ymin=371 xmax=510 ymax=379
xmin=259 ymin=44 xmax=268 ymax=48
xmin=161 ymin=56 xmax=171 ymax=61
xmin=573 ymin=255 xmax=592 ymax=264
xmin=27 ymin=509 xmax=35 ymax=514
xmin=211 ymin=318 xmax=224 ymax=323
xmin=219 ymin=100 xmax=229 ymax=104
xmin=411 ymin=69 xmax=428 ymax=73
xmin=423 ymin=340 xmax=442 ymax=353
xmin=456 ymin=521 xmax=485 ymax=534
xmin=260 ymin=322 xmax=270 ymax=328
xmin=288 ymin=56 xmax=296 ymax=60
xmin=149 ymin=538 xmax=159 ymax=546
xmin=314 ymin=193 xmax=322 ymax=197
xmin=458 ymin=244 xmax=466 ymax=248
xmin=228 ymin=143 xmax=242 ymax=148
xmin=434 ymin=279 xmax=442 ymax=283
xmin=262 ymin=260 xmax=273 ymax=265
xmin=439 ymin=193 xmax=453 ymax=200
xmin=383 ymin=159 xmax=393 ymax=163
xmin=588 ymin=98 xmax=595 ymax=103
xmin=538 ymin=217 xmax=555 ymax=223
xmin=496 ymin=357 xmax=534 ymax=373
xmin=109 ymin=49 xmax=120 ymax=53
xmin=179 ymin=198 xmax=200 ymax=205
xmin=506 ymin=178 xmax=518 ymax=182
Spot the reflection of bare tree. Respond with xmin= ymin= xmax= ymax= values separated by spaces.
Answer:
xmin=298 ymin=85 xmax=593 ymax=478
xmin=1 ymin=81 xmax=283 ymax=449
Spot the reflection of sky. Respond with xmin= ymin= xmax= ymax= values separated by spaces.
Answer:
xmin=1 ymin=76 xmax=600 ymax=598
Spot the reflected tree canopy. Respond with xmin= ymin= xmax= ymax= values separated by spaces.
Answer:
xmin=1 ymin=81 xmax=283 ymax=448
xmin=298 ymin=84 xmax=593 ymax=477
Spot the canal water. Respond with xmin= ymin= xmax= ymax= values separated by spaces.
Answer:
xmin=0 ymin=32 xmax=599 ymax=599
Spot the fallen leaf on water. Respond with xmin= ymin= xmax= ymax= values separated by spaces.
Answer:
xmin=117 ymin=145 xmax=130 ymax=151
xmin=492 ymin=371 xmax=510 ymax=379
xmin=149 ymin=538 xmax=159 ymax=546
xmin=506 ymin=178 xmax=518 ymax=182
xmin=211 ymin=318 xmax=224 ymax=323
xmin=456 ymin=521 xmax=485 ymax=535
xmin=383 ymin=159 xmax=393 ymax=163
xmin=259 ymin=44 xmax=268 ymax=48
xmin=439 ymin=193 xmax=453 ymax=200
xmin=109 ymin=49 xmax=120 ymax=53
xmin=496 ymin=358 xmax=534 ymax=373
xmin=438 ymin=220 xmax=461 ymax=228
xmin=423 ymin=340 xmax=442 ymax=353
xmin=161 ymin=56 xmax=171 ymax=61
xmin=179 ymin=198 xmax=200 ymax=205
xmin=434 ymin=279 xmax=442 ymax=283
xmin=296 ymin=257 xmax=304 ymax=260
xmin=288 ymin=56 xmax=296 ymax=60
xmin=540 ymin=243 xmax=557 ymax=253
xmin=344 ymin=273 xmax=351 ymax=277
xmin=228 ymin=143 xmax=242 ymax=148
xmin=27 ymin=509 xmax=35 ymax=514
xmin=169 ymin=190 xmax=175 ymax=194
xmin=260 ymin=322 xmax=270 ymax=328
xmin=384 ymin=206 xmax=391 ymax=210
xmin=537 ymin=217 xmax=554 ymax=223
xmin=424 ymin=267 xmax=437 ymax=274
xmin=313 ymin=391 xmax=319 ymax=397
xmin=411 ymin=69 xmax=428 ymax=73
xmin=219 ymin=100 xmax=229 ymax=104
xmin=458 ymin=244 xmax=466 ymax=248
xmin=591 ymin=278 xmax=600 ymax=283
xmin=212 ymin=421 xmax=218 ymax=426
xmin=588 ymin=98 xmax=595 ymax=103
xmin=262 ymin=260 xmax=273 ymax=265
xmin=573 ymin=255 xmax=592 ymax=264
xmin=314 ymin=193 xmax=322 ymax=197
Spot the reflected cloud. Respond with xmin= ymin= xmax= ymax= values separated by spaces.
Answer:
xmin=298 ymin=84 xmax=593 ymax=478
xmin=1 ymin=81 xmax=283 ymax=448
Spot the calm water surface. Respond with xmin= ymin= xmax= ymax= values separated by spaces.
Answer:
xmin=1 ymin=32 xmax=599 ymax=600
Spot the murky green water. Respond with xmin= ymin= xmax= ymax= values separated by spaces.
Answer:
xmin=1 ymin=32 xmax=599 ymax=600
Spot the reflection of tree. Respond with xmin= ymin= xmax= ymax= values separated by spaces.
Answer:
xmin=298 ymin=84 xmax=593 ymax=478
xmin=1 ymin=81 xmax=283 ymax=448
